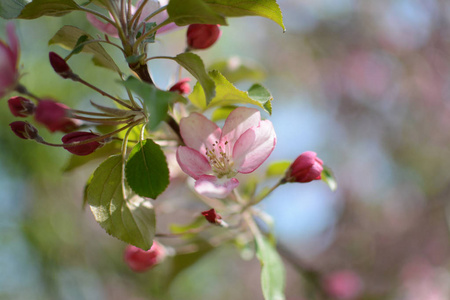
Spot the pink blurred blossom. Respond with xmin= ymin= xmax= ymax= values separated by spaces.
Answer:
xmin=0 ymin=23 xmax=20 ymax=98
xmin=176 ymin=107 xmax=276 ymax=198
xmin=87 ymin=0 xmax=175 ymax=38
xmin=322 ymin=270 xmax=363 ymax=300
xmin=124 ymin=242 xmax=166 ymax=272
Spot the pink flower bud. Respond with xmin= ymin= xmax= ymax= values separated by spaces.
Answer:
xmin=8 ymin=96 xmax=35 ymax=117
xmin=186 ymin=24 xmax=221 ymax=50
xmin=286 ymin=151 xmax=323 ymax=183
xmin=124 ymin=242 xmax=166 ymax=272
xmin=9 ymin=121 xmax=39 ymax=140
xmin=201 ymin=208 xmax=222 ymax=225
xmin=49 ymin=52 xmax=72 ymax=79
xmin=169 ymin=78 xmax=191 ymax=94
xmin=62 ymin=131 xmax=103 ymax=156
xmin=322 ymin=270 xmax=363 ymax=300
xmin=34 ymin=100 xmax=81 ymax=132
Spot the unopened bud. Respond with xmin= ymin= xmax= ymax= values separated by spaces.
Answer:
xmin=34 ymin=99 xmax=81 ymax=132
xmin=124 ymin=242 xmax=166 ymax=272
xmin=285 ymin=151 xmax=323 ymax=183
xmin=9 ymin=121 xmax=40 ymax=140
xmin=8 ymin=96 xmax=35 ymax=117
xmin=62 ymin=131 xmax=104 ymax=156
xmin=49 ymin=52 xmax=72 ymax=79
xmin=201 ymin=208 xmax=227 ymax=227
xmin=169 ymin=78 xmax=191 ymax=94
xmin=187 ymin=24 xmax=221 ymax=50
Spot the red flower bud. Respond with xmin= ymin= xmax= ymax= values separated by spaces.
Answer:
xmin=124 ymin=242 xmax=166 ymax=272
xmin=8 ymin=96 xmax=35 ymax=117
xmin=34 ymin=100 xmax=81 ymax=132
xmin=201 ymin=208 xmax=224 ymax=225
xmin=49 ymin=52 xmax=72 ymax=79
xmin=62 ymin=131 xmax=103 ymax=156
xmin=286 ymin=151 xmax=324 ymax=183
xmin=9 ymin=121 xmax=39 ymax=140
xmin=187 ymin=24 xmax=221 ymax=50
xmin=169 ymin=78 xmax=191 ymax=94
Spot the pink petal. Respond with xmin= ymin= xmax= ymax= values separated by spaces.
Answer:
xmin=194 ymin=175 xmax=239 ymax=198
xmin=176 ymin=146 xmax=211 ymax=179
xmin=0 ymin=45 xmax=17 ymax=96
xmin=221 ymin=107 xmax=261 ymax=147
xmin=86 ymin=13 xmax=119 ymax=38
xmin=233 ymin=120 xmax=276 ymax=174
xmin=6 ymin=23 xmax=19 ymax=64
xmin=180 ymin=112 xmax=221 ymax=155
xmin=137 ymin=0 xmax=160 ymax=22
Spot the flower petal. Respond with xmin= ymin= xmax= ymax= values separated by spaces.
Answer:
xmin=6 ymin=23 xmax=19 ymax=64
xmin=0 ymin=45 xmax=17 ymax=94
xmin=138 ymin=0 xmax=160 ymax=22
xmin=86 ymin=13 xmax=119 ymax=37
xmin=221 ymin=107 xmax=261 ymax=146
xmin=194 ymin=175 xmax=239 ymax=198
xmin=233 ymin=120 xmax=276 ymax=174
xmin=180 ymin=112 xmax=221 ymax=154
xmin=176 ymin=146 xmax=211 ymax=179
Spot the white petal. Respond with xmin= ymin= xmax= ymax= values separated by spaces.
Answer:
xmin=233 ymin=120 xmax=276 ymax=174
xmin=221 ymin=107 xmax=261 ymax=147
xmin=176 ymin=146 xmax=211 ymax=179
xmin=180 ymin=112 xmax=221 ymax=155
xmin=194 ymin=175 xmax=239 ymax=199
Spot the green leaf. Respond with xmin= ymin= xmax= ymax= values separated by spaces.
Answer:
xmin=87 ymin=155 xmax=156 ymax=250
xmin=255 ymin=235 xmax=286 ymax=300
xmin=18 ymin=0 xmax=81 ymax=19
xmin=170 ymin=216 xmax=205 ymax=236
xmin=83 ymin=172 xmax=94 ymax=210
xmin=122 ymin=76 xmax=185 ymax=130
xmin=136 ymin=22 xmax=157 ymax=44
xmin=167 ymin=0 xmax=227 ymax=26
xmin=70 ymin=34 xmax=88 ymax=55
xmin=173 ymin=53 xmax=216 ymax=104
xmin=209 ymin=57 xmax=267 ymax=83
xmin=0 ymin=0 xmax=30 ymax=19
xmin=49 ymin=25 xmax=120 ymax=73
xmin=321 ymin=165 xmax=337 ymax=191
xmin=211 ymin=105 xmax=236 ymax=122
xmin=266 ymin=161 xmax=290 ymax=178
xmin=125 ymin=139 xmax=169 ymax=199
xmin=189 ymin=70 xmax=273 ymax=114
xmin=204 ymin=0 xmax=285 ymax=31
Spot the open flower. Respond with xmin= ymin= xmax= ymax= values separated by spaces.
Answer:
xmin=0 ymin=23 xmax=20 ymax=98
xmin=176 ymin=107 xmax=276 ymax=198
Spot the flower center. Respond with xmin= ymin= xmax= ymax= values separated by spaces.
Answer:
xmin=205 ymin=140 xmax=236 ymax=178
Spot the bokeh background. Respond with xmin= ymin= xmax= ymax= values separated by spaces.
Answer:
xmin=1 ymin=0 xmax=450 ymax=299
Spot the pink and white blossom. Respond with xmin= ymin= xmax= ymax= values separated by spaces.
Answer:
xmin=176 ymin=107 xmax=276 ymax=198
xmin=0 ymin=23 xmax=20 ymax=98
xmin=87 ymin=0 xmax=175 ymax=38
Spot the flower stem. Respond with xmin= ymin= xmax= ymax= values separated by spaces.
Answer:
xmin=38 ymin=118 xmax=144 ymax=147
xmin=71 ymin=75 xmax=134 ymax=110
